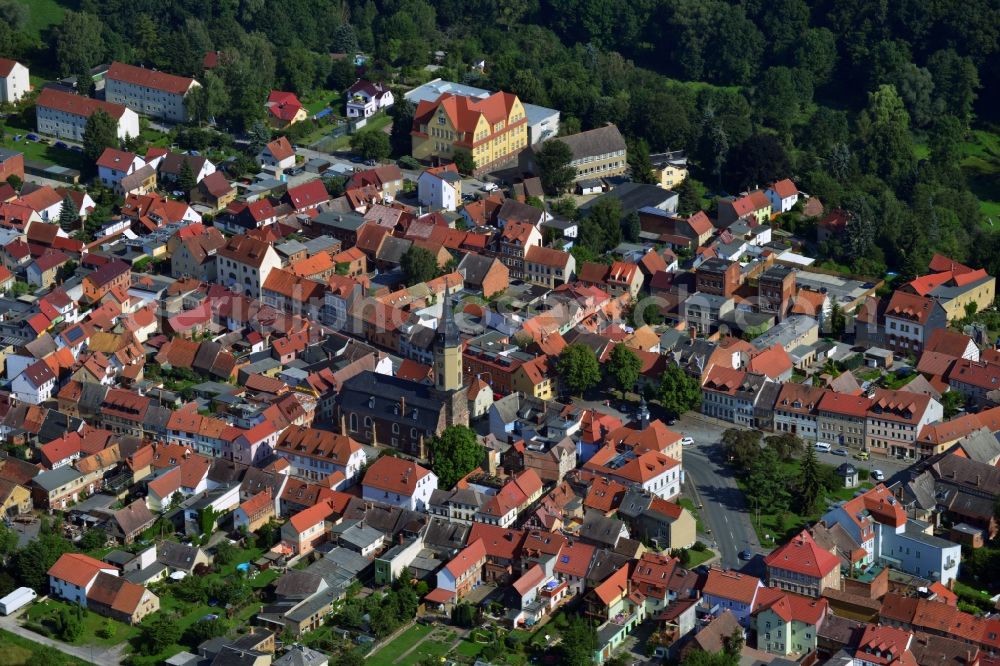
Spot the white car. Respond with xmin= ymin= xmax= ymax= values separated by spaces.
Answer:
xmin=481 ymin=182 xmax=498 ymax=192
xmin=872 ymin=469 xmax=885 ymax=481
xmin=680 ymin=436 xmax=695 ymax=447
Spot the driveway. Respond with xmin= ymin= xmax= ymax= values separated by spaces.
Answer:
xmin=0 ymin=611 xmax=127 ymax=665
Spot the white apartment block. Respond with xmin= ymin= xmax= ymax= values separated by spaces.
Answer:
xmin=105 ymin=61 xmax=199 ymax=123
xmin=36 ymin=89 xmax=140 ymax=142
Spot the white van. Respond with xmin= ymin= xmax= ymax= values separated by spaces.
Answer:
xmin=814 ymin=442 xmax=832 ymax=453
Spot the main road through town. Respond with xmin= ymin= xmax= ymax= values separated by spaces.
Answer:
xmin=675 ymin=413 xmax=762 ymax=572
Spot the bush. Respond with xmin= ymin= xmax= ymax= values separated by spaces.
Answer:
xmin=398 ymin=156 xmax=420 ymax=169
xmin=858 ymin=469 xmax=870 ymax=481
xmin=692 ymin=541 xmax=707 ymax=552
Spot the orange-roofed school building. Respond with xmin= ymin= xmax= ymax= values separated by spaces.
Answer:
xmin=411 ymin=91 xmax=528 ymax=175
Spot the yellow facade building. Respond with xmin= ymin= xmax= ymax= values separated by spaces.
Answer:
xmin=411 ymin=91 xmax=528 ymax=175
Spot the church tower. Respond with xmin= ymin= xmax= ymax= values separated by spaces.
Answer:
xmin=432 ymin=283 xmax=469 ymax=426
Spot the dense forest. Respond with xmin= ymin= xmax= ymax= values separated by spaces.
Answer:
xmin=2 ymin=0 xmax=1000 ymax=279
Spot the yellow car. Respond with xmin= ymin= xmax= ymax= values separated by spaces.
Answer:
xmin=854 ymin=451 xmax=870 ymax=461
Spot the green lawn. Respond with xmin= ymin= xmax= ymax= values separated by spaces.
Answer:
xmin=365 ymin=624 xmax=433 ymax=666
xmin=741 ymin=459 xmax=873 ymax=547
xmin=16 ymin=0 xmax=69 ymax=40
xmin=25 ymin=598 xmax=139 ymax=648
xmin=958 ymin=129 xmax=1000 ymax=224
xmin=0 ymin=136 xmax=89 ymax=172
xmin=0 ymin=628 xmax=92 ymax=666
xmin=684 ymin=547 xmax=715 ymax=568
xmin=301 ymin=89 xmax=344 ymax=116
xmin=677 ymin=497 xmax=705 ymax=533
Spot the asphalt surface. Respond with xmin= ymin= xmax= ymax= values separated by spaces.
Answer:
xmin=675 ymin=414 xmax=761 ymax=571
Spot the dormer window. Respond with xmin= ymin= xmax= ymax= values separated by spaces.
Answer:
xmin=438 ymin=115 xmax=446 ymax=125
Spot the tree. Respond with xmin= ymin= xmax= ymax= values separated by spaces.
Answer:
xmin=628 ymin=138 xmax=655 ymax=184
xmin=137 ymin=613 xmax=182 ymax=656
xmin=558 ymin=614 xmax=599 ymax=666
xmin=941 ymin=390 xmax=966 ymax=418
xmin=732 ymin=134 xmax=791 ymax=189
xmin=797 ymin=446 xmax=823 ymax=514
xmin=12 ymin=532 xmax=74 ymax=591
xmin=746 ymin=447 xmax=790 ymax=515
xmin=331 ymin=24 xmax=359 ymax=54
xmin=333 ymin=650 xmax=366 ymax=666
xmin=58 ymin=194 xmax=80 ymax=231
xmin=350 ymin=129 xmax=390 ymax=161
xmin=75 ymin=64 xmax=94 ymax=98
xmin=428 ymin=426 xmax=484 ymax=489
xmin=830 ymin=302 xmax=846 ymax=338
xmin=534 ymin=139 xmax=576 ymax=194
xmin=658 ymin=365 xmax=702 ymax=416
xmin=443 ymin=150 xmax=472 ymax=177
xmin=54 ymin=606 xmax=83 ymax=642
xmin=722 ymin=428 xmax=762 ymax=469
xmin=79 ymin=527 xmax=106 ymax=551
xmin=400 ymin=246 xmax=438 ymax=286
xmin=82 ymin=110 xmax=119 ymax=163
xmin=623 ymin=212 xmax=641 ymax=242
xmin=248 ymin=121 xmax=272 ymax=155
xmin=388 ymin=99 xmax=415 ymax=158
xmin=606 ymin=344 xmax=642 ymax=393
xmin=765 ymin=433 xmax=804 ymax=459
xmin=857 ymin=85 xmax=916 ymax=187
xmin=214 ymin=540 xmax=237 ymax=566
xmin=185 ymin=73 xmax=229 ymax=126
xmin=6 ymin=174 xmax=21 ymax=192
xmin=183 ymin=617 xmax=229 ymax=648
xmin=54 ymin=11 xmax=105 ymax=76
xmin=557 ymin=343 xmax=601 ymax=396
xmin=177 ymin=159 xmax=197 ymax=195
xmin=578 ymin=197 xmax=623 ymax=254
xmin=675 ymin=178 xmax=703 ymax=216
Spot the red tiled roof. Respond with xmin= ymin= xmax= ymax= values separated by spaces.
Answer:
xmin=108 ymin=61 xmax=195 ymax=95
xmin=288 ymin=498 xmax=335 ymax=533
xmin=817 ymin=391 xmax=873 ymax=418
xmin=769 ymin=179 xmax=798 ymax=199
xmin=885 ymin=291 xmax=936 ymax=325
xmin=362 ymin=456 xmax=433 ymax=496
xmin=0 ymin=58 xmax=20 ymax=77
xmin=37 ymin=88 xmax=128 ymax=120
xmin=48 ymin=552 xmax=112 ymax=588
xmin=96 ymin=148 xmax=138 ymax=171
xmin=264 ymin=136 xmax=295 ymax=161
xmin=763 ymin=529 xmax=839 ymax=578
xmin=266 ymin=90 xmax=304 ymax=122
xmin=445 ymin=538 xmax=486 ymax=577
xmin=703 ymin=568 xmax=762 ymax=605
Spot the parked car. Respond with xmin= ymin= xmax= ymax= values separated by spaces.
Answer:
xmin=833 ymin=447 xmax=849 ymax=456
xmin=854 ymin=451 xmax=870 ymax=461
xmin=364 ymin=159 xmax=376 ymax=166
xmin=25 ymin=133 xmax=39 ymax=141
xmin=872 ymin=469 xmax=885 ymax=481
xmin=738 ymin=549 xmax=753 ymax=561
xmin=481 ymin=182 xmax=499 ymax=192
xmin=680 ymin=437 xmax=695 ymax=447
xmin=54 ymin=141 xmax=68 ymax=150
